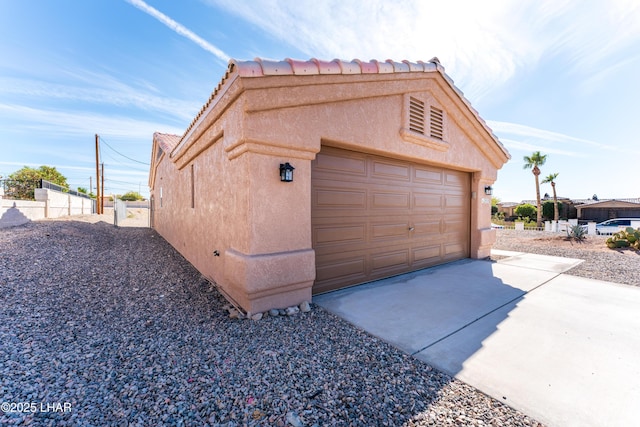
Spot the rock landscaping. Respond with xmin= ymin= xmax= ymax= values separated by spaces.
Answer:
xmin=494 ymin=229 xmax=640 ymax=287
xmin=0 ymin=218 xmax=543 ymax=426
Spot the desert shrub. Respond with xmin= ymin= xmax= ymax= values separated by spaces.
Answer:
xmin=566 ymin=224 xmax=586 ymax=241
xmin=606 ymin=227 xmax=640 ymax=250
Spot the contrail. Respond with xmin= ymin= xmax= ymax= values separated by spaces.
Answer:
xmin=125 ymin=0 xmax=230 ymax=62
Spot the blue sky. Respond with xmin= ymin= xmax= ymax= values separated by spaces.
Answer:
xmin=1 ymin=0 xmax=639 ymax=201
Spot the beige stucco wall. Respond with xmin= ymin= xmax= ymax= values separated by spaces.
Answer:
xmin=151 ymin=70 xmax=508 ymax=314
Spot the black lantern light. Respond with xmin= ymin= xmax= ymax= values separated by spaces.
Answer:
xmin=279 ymin=162 xmax=294 ymax=182
xmin=484 ymin=185 xmax=493 ymax=196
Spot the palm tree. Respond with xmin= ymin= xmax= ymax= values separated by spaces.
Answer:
xmin=523 ymin=151 xmax=548 ymax=228
xmin=542 ymin=173 xmax=559 ymax=223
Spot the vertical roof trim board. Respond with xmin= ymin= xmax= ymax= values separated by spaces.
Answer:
xmin=171 ymin=57 xmax=509 ymax=160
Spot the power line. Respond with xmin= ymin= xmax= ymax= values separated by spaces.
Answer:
xmin=105 ymin=178 xmax=146 ymax=185
xmin=99 ymin=136 xmax=150 ymax=166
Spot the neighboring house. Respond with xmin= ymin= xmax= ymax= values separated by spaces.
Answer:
xmin=522 ymin=195 xmax=576 ymax=219
xmin=497 ymin=202 xmax=519 ymax=217
xmin=149 ymin=57 xmax=510 ymax=314
xmin=575 ymin=199 xmax=640 ymax=222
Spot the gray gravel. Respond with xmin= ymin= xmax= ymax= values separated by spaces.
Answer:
xmin=0 ymin=220 xmax=543 ymax=426
xmin=494 ymin=229 xmax=640 ymax=287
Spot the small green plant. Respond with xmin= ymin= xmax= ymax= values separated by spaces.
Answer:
xmin=566 ymin=224 xmax=586 ymax=241
xmin=516 ymin=216 xmax=537 ymax=228
xmin=491 ymin=212 xmax=506 ymax=225
xmin=606 ymin=227 xmax=640 ymax=250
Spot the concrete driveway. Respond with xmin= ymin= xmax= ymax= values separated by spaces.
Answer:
xmin=314 ymin=250 xmax=640 ymax=427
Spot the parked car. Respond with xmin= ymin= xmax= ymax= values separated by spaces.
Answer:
xmin=593 ymin=218 xmax=640 ymax=235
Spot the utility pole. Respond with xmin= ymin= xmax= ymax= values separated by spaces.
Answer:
xmin=101 ymin=162 xmax=105 ymax=213
xmin=95 ymin=134 xmax=101 ymax=214
xmin=89 ymin=176 xmax=92 ymax=196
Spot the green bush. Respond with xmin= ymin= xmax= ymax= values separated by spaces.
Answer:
xmin=542 ymin=201 xmax=564 ymax=220
xmin=514 ymin=203 xmax=536 ymax=219
xmin=119 ymin=191 xmax=144 ymax=201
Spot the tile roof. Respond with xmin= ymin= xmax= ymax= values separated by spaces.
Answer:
xmin=576 ymin=198 xmax=640 ymax=206
xmin=175 ymin=57 xmax=508 ymax=159
xmin=154 ymin=132 xmax=181 ymax=152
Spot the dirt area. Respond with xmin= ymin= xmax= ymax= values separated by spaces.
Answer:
xmin=528 ymin=234 xmax=612 ymax=252
xmin=43 ymin=207 xmax=150 ymax=228
xmin=494 ymin=229 xmax=640 ymax=286
xmin=496 ymin=229 xmax=639 ymax=255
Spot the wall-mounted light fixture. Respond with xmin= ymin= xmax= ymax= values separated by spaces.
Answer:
xmin=279 ymin=162 xmax=295 ymax=182
xmin=484 ymin=185 xmax=493 ymax=196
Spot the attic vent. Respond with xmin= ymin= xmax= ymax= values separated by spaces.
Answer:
xmin=430 ymin=106 xmax=444 ymax=140
xmin=409 ymin=97 xmax=425 ymax=134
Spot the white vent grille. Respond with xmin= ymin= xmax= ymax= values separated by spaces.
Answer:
xmin=430 ymin=106 xmax=444 ymax=140
xmin=409 ymin=97 xmax=425 ymax=134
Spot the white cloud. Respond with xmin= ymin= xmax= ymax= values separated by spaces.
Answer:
xmin=0 ymin=103 xmax=184 ymax=139
xmin=206 ymin=0 xmax=640 ymax=102
xmin=499 ymin=138 xmax=584 ymax=157
xmin=125 ymin=0 xmax=230 ymax=63
xmin=0 ymin=74 xmax=199 ymax=123
xmin=487 ymin=121 xmax=613 ymax=150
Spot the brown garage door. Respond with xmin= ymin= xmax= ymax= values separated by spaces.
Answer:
xmin=311 ymin=146 xmax=470 ymax=294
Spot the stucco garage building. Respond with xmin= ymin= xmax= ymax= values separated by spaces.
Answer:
xmin=149 ymin=57 xmax=510 ymax=314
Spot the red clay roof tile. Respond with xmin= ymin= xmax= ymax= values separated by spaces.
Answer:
xmin=171 ymin=57 xmax=509 ymax=160
xmin=153 ymin=132 xmax=181 ymax=152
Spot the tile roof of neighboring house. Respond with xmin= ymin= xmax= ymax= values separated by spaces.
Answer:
xmin=517 ymin=198 xmax=640 ymax=206
xmin=154 ymin=132 xmax=181 ymax=152
xmin=576 ymin=198 xmax=640 ymax=206
xmin=174 ymin=57 xmax=508 ymax=159
xmin=498 ymin=202 xmax=520 ymax=207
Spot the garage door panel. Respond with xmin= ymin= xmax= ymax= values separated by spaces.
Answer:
xmin=444 ymin=241 xmax=467 ymax=257
xmin=371 ymin=160 xmax=411 ymax=182
xmin=314 ymin=151 xmax=367 ymax=177
xmin=315 ymin=188 xmax=367 ymax=210
xmin=314 ymin=224 xmax=366 ymax=246
xmin=371 ymin=221 xmax=410 ymax=241
xmin=444 ymin=171 xmax=466 ymax=187
xmin=413 ymin=193 xmax=443 ymax=210
xmin=312 ymin=146 xmax=470 ymax=293
xmin=371 ymin=191 xmax=411 ymax=209
xmin=443 ymin=217 xmax=468 ymax=234
xmin=412 ymin=219 xmax=443 ymax=235
xmin=412 ymin=245 xmax=443 ymax=265
xmin=414 ymin=166 xmax=444 ymax=184
xmin=444 ymin=194 xmax=466 ymax=209
xmin=315 ymin=257 xmax=366 ymax=288
xmin=370 ymin=249 xmax=411 ymax=275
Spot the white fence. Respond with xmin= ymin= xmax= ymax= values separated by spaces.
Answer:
xmin=498 ymin=220 xmax=598 ymax=234
xmin=0 ymin=188 xmax=94 ymax=228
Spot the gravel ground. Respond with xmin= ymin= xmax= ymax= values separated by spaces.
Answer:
xmin=0 ymin=217 xmax=543 ymax=426
xmin=493 ymin=229 xmax=640 ymax=287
